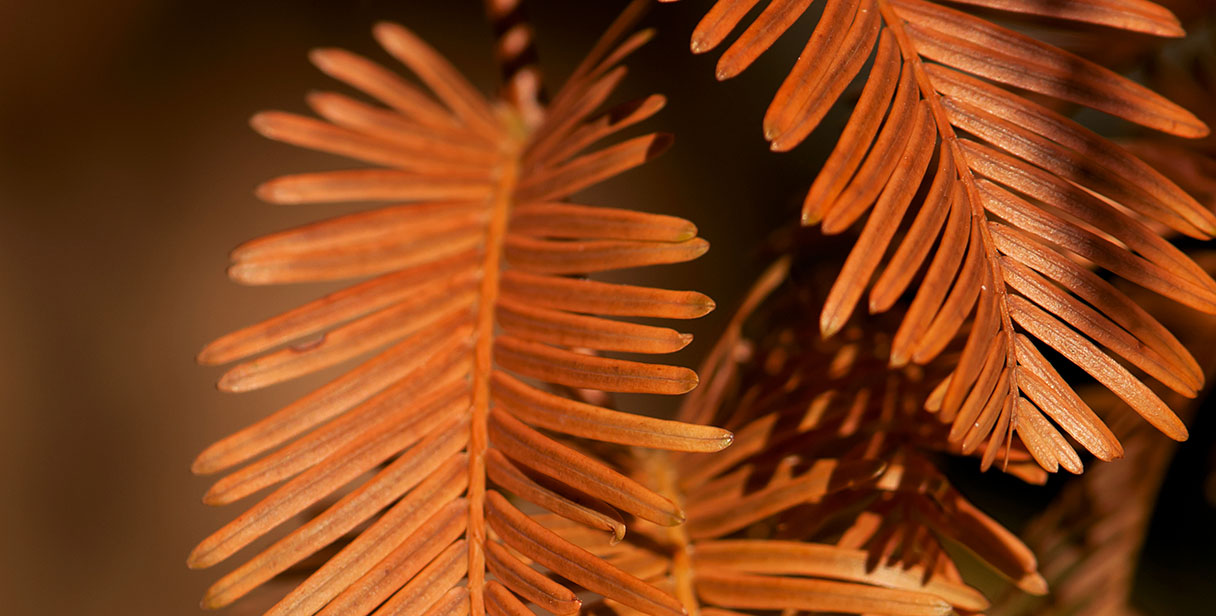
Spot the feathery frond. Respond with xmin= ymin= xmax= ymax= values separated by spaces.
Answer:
xmin=559 ymin=258 xmax=1046 ymax=616
xmin=190 ymin=5 xmax=731 ymax=615
xmin=668 ymin=0 xmax=1216 ymax=472
xmin=996 ymin=252 xmax=1216 ymax=616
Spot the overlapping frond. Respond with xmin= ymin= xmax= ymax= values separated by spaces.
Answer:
xmin=190 ymin=5 xmax=732 ymax=615
xmin=995 ymin=251 xmax=1216 ymax=616
xmin=667 ymin=0 xmax=1216 ymax=472
xmin=556 ymin=259 xmax=1046 ymax=616
xmin=996 ymin=394 xmax=1173 ymax=616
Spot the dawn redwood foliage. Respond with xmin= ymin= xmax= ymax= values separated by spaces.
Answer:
xmin=188 ymin=1 xmax=1216 ymax=614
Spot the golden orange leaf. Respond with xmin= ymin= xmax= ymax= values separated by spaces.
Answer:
xmin=191 ymin=4 xmax=730 ymax=615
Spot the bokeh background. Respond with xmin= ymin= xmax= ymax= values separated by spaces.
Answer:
xmin=0 ymin=1 xmax=1212 ymax=614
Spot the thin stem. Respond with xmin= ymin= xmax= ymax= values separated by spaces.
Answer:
xmin=876 ymin=0 xmax=1020 ymax=423
xmin=649 ymin=450 xmax=700 ymax=616
xmin=467 ymin=127 xmax=524 ymax=616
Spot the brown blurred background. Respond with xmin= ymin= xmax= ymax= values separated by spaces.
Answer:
xmin=0 ymin=1 xmax=1212 ymax=615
